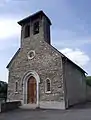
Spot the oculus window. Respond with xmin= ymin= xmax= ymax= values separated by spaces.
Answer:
xmin=28 ymin=50 xmax=35 ymax=60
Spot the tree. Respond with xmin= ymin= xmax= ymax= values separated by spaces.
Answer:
xmin=86 ymin=76 xmax=91 ymax=87
xmin=0 ymin=81 xmax=8 ymax=102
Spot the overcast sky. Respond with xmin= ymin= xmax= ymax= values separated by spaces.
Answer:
xmin=0 ymin=0 xmax=91 ymax=82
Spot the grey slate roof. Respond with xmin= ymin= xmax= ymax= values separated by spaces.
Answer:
xmin=18 ymin=10 xmax=52 ymax=26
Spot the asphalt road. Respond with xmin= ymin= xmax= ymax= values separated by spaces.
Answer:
xmin=1 ymin=103 xmax=91 ymax=120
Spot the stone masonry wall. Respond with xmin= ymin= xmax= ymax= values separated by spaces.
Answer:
xmin=7 ymin=39 xmax=64 ymax=103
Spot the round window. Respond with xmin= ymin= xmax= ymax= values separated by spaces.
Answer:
xmin=28 ymin=50 xmax=35 ymax=59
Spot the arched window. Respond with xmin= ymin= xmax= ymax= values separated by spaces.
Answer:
xmin=24 ymin=25 xmax=30 ymax=38
xmin=15 ymin=81 xmax=18 ymax=93
xmin=33 ymin=21 xmax=39 ymax=35
xmin=45 ymin=79 xmax=51 ymax=93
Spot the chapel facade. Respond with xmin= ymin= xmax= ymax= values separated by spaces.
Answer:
xmin=7 ymin=11 xmax=86 ymax=109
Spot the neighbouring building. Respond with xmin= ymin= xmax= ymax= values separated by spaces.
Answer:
xmin=7 ymin=11 xmax=87 ymax=109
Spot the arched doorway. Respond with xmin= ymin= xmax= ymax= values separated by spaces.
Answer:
xmin=22 ymin=70 xmax=40 ymax=105
xmin=27 ymin=76 xmax=37 ymax=104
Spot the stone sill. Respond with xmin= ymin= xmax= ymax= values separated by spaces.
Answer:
xmin=15 ymin=92 xmax=19 ymax=94
xmin=45 ymin=91 xmax=51 ymax=94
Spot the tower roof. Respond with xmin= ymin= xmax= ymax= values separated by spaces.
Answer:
xmin=18 ymin=10 xmax=52 ymax=26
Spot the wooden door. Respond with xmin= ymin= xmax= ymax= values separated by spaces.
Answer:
xmin=27 ymin=76 xmax=36 ymax=104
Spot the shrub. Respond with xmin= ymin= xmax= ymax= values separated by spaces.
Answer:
xmin=0 ymin=81 xmax=7 ymax=102
xmin=86 ymin=76 xmax=91 ymax=87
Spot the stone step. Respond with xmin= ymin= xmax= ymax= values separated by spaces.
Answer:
xmin=19 ymin=104 xmax=38 ymax=109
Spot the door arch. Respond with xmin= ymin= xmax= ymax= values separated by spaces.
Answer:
xmin=27 ymin=76 xmax=36 ymax=103
xmin=22 ymin=70 xmax=40 ymax=105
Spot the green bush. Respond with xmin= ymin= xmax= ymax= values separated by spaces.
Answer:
xmin=86 ymin=76 xmax=91 ymax=86
xmin=0 ymin=81 xmax=7 ymax=101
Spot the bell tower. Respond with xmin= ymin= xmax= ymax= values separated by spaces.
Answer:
xmin=18 ymin=11 xmax=52 ymax=48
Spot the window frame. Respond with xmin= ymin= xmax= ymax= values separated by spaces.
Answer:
xmin=45 ymin=78 xmax=51 ymax=93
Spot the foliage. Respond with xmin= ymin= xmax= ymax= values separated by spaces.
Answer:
xmin=0 ymin=81 xmax=8 ymax=101
xmin=86 ymin=76 xmax=91 ymax=87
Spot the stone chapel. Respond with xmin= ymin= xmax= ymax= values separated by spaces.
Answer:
xmin=7 ymin=11 xmax=87 ymax=109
